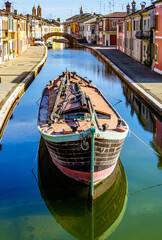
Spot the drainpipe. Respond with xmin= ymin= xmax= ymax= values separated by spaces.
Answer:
xmin=130 ymin=17 xmax=133 ymax=57
xmin=124 ymin=20 xmax=127 ymax=53
xmin=151 ymin=28 xmax=155 ymax=70
xmin=140 ymin=14 xmax=143 ymax=63
xmin=108 ymin=18 xmax=109 ymax=46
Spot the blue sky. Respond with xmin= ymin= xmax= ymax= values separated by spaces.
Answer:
xmin=1 ymin=0 xmax=153 ymax=22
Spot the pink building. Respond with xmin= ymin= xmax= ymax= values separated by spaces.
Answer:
xmin=117 ymin=21 xmax=124 ymax=51
xmin=154 ymin=0 xmax=162 ymax=74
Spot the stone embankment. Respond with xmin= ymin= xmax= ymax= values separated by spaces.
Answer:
xmin=78 ymin=44 xmax=162 ymax=118
xmin=0 ymin=45 xmax=47 ymax=140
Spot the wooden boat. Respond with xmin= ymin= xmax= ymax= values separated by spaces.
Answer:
xmin=37 ymin=69 xmax=129 ymax=189
xmin=47 ymin=42 xmax=52 ymax=49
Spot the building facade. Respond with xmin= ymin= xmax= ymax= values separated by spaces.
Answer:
xmin=154 ymin=0 xmax=162 ymax=74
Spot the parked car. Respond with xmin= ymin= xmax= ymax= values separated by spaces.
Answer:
xmin=34 ymin=38 xmax=44 ymax=46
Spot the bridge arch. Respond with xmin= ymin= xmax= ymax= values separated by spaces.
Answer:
xmin=43 ymin=32 xmax=78 ymax=47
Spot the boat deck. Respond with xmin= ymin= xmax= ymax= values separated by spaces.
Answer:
xmin=38 ymin=73 xmax=127 ymax=136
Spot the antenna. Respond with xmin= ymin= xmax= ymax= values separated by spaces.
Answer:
xmin=112 ymin=0 xmax=114 ymax=12
xmin=109 ymin=1 xmax=112 ymax=13
xmin=12 ymin=0 xmax=16 ymax=12
xmin=98 ymin=1 xmax=102 ymax=14
xmin=23 ymin=8 xmax=27 ymax=15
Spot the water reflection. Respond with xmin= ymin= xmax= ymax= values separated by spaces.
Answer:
xmin=38 ymin=137 xmax=128 ymax=240
xmin=122 ymin=83 xmax=162 ymax=167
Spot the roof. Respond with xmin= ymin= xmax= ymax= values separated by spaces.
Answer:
xmin=153 ymin=0 xmax=162 ymax=4
xmin=78 ymin=14 xmax=97 ymax=23
xmin=103 ymin=12 xmax=127 ymax=18
xmin=125 ymin=4 xmax=155 ymax=18
xmin=66 ymin=14 xmax=80 ymax=21
xmin=66 ymin=13 xmax=92 ymax=23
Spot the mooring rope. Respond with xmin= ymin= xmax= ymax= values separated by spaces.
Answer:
xmin=101 ymin=90 xmax=122 ymax=102
xmin=129 ymin=183 xmax=162 ymax=197
xmin=36 ymin=97 xmax=41 ymax=105
xmin=129 ymin=129 xmax=160 ymax=156
xmin=32 ymin=136 xmax=42 ymax=172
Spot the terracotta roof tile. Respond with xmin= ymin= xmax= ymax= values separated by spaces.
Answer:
xmin=103 ymin=12 xmax=127 ymax=18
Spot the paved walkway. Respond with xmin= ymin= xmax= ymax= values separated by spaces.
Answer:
xmin=0 ymin=46 xmax=45 ymax=109
xmin=83 ymin=44 xmax=162 ymax=105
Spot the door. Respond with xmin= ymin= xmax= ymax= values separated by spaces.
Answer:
xmin=110 ymin=35 xmax=117 ymax=46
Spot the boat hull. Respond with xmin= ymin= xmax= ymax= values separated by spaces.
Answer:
xmin=44 ymin=137 xmax=125 ymax=185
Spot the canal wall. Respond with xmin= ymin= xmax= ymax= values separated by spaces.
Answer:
xmin=0 ymin=45 xmax=48 ymax=140
xmin=78 ymin=44 xmax=162 ymax=118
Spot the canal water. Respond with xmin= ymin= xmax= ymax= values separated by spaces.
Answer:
xmin=0 ymin=43 xmax=161 ymax=240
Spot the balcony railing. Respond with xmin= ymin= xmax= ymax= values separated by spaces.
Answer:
xmin=135 ymin=30 xmax=151 ymax=40
xmin=2 ymin=31 xmax=8 ymax=39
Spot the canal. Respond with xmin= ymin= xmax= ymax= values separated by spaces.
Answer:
xmin=0 ymin=43 xmax=161 ymax=240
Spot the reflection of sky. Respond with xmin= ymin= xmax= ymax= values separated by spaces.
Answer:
xmin=0 ymin=46 xmax=162 ymax=240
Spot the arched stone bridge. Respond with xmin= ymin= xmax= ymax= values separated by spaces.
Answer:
xmin=43 ymin=32 xmax=78 ymax=47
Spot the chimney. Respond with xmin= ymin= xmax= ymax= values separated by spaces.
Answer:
xmin=127 ymin=4 xmax=130 ymax=15
xmin=14 ymin=9 xmax=17 ymax=15
xmin=32 ymin=6 xmax=36 ymax=16
xmin=140 ymin=1 xmax=146 ymax=10
xmin=5 ymin=1 xmax=11 ymax=13
xmin=132 ymin=1 xmax=136 ymax=13
xmin=37 ymin=5 xmax=41 ymax=18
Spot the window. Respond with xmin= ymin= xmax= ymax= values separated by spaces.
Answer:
xmin=119 ymin=25 xmax=122 ymax=32
xmin=132 ymin=39 xmax=134 ymax=50
xmin=134 ymin=20 xmax=135 ymax=30
xmin=155 ymin=44 xmax=158 ymax=62
xmin=144 ymin=20 xmax=146 ymax=31
xmin=143 ymin=105 xmax=145 ymax=115
xmin=136 ymin=20 xmax=140 ymax=31
xmin=148 ymin=19 xmax=150 ymax=29
xmin=112 ymin=21 xmax=117 ymax=27
xmin=129 ymin=39 xmax=131 ymax=49
xmin=127 ymin=21 xmax=131 ymax=31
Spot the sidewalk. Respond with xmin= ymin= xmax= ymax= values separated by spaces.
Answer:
xmin=80 ymin=44 xmax=162 ymax=116
xmin=0 ymin=46 xmax=45 ymax=108
xmin=0 ymin=45 xmax=47 ymax=140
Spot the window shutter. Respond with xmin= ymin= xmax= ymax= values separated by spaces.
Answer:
xmin=155 ymin=14 xmax=159 ymax=31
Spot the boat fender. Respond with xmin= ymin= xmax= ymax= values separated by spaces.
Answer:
xmin=102 ymin=123 xmax=109 ymax=131
xmin=88 ymin=80 xmax=92 ymax=86
xmin=117 ymin=119 xmax=122 ymax=127
xmin=70 ymin=125 xmax=78 ymax=133
xmin=81 ymin=136 xmax=90 ymax=151
xmin=72 ymin=72 xmax=77 ymax=77
xmin=48 ymin=120 xmax=52 ymax=126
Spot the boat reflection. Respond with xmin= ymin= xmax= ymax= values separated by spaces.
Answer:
xmin=38 ymin=137 xmax=128 ymax=240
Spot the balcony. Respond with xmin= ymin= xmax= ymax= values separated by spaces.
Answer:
xmin=2 ymin=31 xmax=9 ymax=40
xmin=135 ymin=30 xmax=151 ymax=41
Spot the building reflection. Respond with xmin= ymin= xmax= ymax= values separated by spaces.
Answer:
xmin=122 ymin=83 xmax=162 ymax=167
xmin=38 ymin=137 xmax=128 ymax=240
